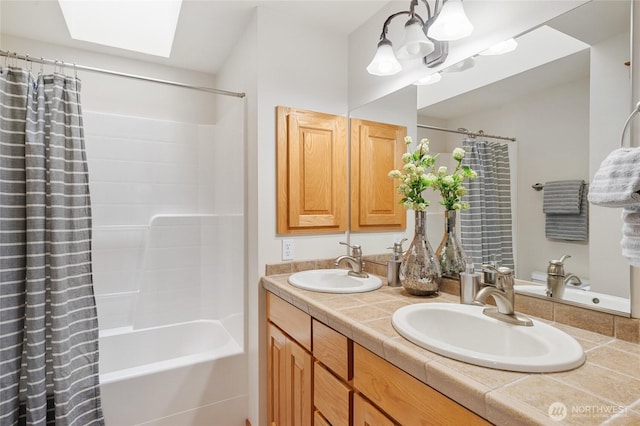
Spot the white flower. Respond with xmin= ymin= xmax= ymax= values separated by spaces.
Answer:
xmin=404 ymin=163 xmax=416 ymax=173
xmin=404 ymin=136 xmax=413 ymax=145
xmin=453 ymin=147 xmax=465 ymax=161
xmin=402 ymin=152 xmax=412 ymax=163
xmin=443 ymin=175 xmax=455 ymax=185
xmin=418 ymin=142 xmax=429 ymax=156
xmin=388 ymin=170 xmax=402 ymax=179
xmin=438 ymin=166 xmax=448 ymax=176
xmin=424 ymin=173 xmax=437 ymax=185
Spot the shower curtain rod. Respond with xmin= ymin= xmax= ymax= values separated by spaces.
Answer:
xmin=417 ymin=123 xmax=516 ymax=142
xmin=0 ymin=49 xmax=245 ymax=98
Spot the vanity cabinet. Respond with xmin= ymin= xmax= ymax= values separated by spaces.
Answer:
xmin=267 ymin=293 xmax=313 ymax=426
xmin=266 ymin=291 xmax=490 ymax=426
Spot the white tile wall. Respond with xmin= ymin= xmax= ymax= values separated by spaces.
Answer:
xmin=85 ymin=111 xmax=244 ymax=335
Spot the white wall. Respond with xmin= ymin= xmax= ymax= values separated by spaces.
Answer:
xmin=589 ymin=31 xmax=632 ymax=297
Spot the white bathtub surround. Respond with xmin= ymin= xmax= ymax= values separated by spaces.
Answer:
xmin=85 ymin=109 xmax=247 ymax=424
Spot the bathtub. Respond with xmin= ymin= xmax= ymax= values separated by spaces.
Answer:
xmin=99 ymin=320 xmax=247 ymax=426
xmin=515 ymin=284 xmax=630 ymax=314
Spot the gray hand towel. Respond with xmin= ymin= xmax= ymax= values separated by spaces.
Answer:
xmin=543 ymin=180 xmax=584 ymax=214
xmin=588 ymin=147 xmax=640 ymax=207
xmin=545 ymin=184 xmax=588 ymax=241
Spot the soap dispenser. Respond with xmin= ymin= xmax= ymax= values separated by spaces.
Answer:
xmin=546 ymin=254 xmax=570 ymax=299
xmin=459 ymin=258 xmax=481 ymax=304
xmin=387 ymin=239 xmax=407 ymax=287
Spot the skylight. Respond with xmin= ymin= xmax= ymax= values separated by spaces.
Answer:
xmin=58 ymin=0 xmax=183 ymax=58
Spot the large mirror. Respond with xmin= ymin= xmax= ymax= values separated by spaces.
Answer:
xmin=350 ymin=0 xmax=633 ymax=315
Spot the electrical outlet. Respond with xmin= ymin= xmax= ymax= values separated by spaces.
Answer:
xmin=282 ymin=239 xmax=294 ymax=261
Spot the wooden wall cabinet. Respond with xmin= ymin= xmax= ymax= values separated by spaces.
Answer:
xmin=266 ymin=292 xmax=490 ymax=426
xmin=276 ymin=106 xmax=347 ymax=234
xmin=350 ymin=118 xmax=407 ymax=232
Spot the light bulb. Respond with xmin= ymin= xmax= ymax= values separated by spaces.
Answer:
xmin=367 ymin=39 xmax=402 ymax=76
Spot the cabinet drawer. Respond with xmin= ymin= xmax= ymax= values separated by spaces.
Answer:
xmin=314 ymin=410 xmax=331 ymax=426
xmin=353 ymin=344 xmax=490 ymax=426
xmin=314 ymin=362 xmax=351 ymax=426
xmin=353 ymin=393 xmax=396 ymax=426
xmin=267 ymin=292 xmax=311 ymax=351
xmin=312 ymin=319 xmax=351 ymax=381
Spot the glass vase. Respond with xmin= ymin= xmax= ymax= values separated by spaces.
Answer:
xmin=436 ymin=210 xmax=467 ymax=277
xmin=400 ymin=210 xmax=442 ymax=296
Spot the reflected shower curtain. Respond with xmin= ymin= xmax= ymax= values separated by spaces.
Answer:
xmin=460 ymin=138 xmax=515 ymax=271
xmin=0 ymin=67 xmax=104 ymax=425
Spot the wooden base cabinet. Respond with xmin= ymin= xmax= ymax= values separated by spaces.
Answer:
xmin=266 ymin=292 xmax=490 ymax=426
xmin=267 ymin=323 xmax=313 ymax=426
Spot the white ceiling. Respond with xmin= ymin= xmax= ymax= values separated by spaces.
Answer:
xmin=0 ymin=0 xmax=390 ymax=74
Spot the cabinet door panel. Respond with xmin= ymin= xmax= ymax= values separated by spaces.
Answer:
xmin=288 ymin=339 xmax=313 ymax=426
xmin=277 ymin=106 xmax=347 ymax=234
xmin=267 ymin=324 xmax=288 ymax=426
xmin=350 ymin=118 xmax=406 ymax=231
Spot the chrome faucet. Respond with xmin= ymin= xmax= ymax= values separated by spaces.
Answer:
xmin=334 ymin=242 xmax=368 ymax=278
xmin=473 ymin=265 xmax=533 ymax=326
xmin=564 ymin=274 xmax=582 ymax=287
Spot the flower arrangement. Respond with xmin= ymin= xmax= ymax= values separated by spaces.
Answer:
xmin=429 ymin=147 xmax=477 ymax=211
xmin=387 ymin=136 xmax=437 ymax=211
xmin=388 ymin=137 xmax=476 ymax=211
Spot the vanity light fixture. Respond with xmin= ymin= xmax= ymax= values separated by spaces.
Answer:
xmin=414 ymin=72 xmax=442 ymax=85
xmin=367 ymin=0 xmax=473 ymax=76
xmin=479 ymin=38 xmax=518 ymax=56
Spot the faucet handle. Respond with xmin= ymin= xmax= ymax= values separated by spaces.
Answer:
xmin=481 ymin=265 xmax=513 ymax=290
xmin=340 ymin=241 xmax=362 ymax=257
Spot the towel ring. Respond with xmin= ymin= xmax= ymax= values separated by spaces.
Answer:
xmin=620 ymin=101 xmax=640 ymax=148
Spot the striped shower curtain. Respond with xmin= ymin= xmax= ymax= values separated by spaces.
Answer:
xmin=460 ymin=138 xmax=515 ymax=272
xmin=0 ymin=67 xmax=104 ymax=425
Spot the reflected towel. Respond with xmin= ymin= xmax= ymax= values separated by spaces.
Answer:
xmin=545 ymin=184 xmax=588 ymax=241
xmin=589 ymin=147 xmax=640 ymax=207
xmin=543 ymin=180 xmax=584 ymax=214
xmin=621 ymin=206 xmax=640 ymax=266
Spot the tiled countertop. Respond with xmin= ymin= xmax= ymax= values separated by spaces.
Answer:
xmin=261 ymin=274 xmax=640 ymax=426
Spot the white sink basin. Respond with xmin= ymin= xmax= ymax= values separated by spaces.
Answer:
xmin=392 ymin=303 xmax=585 ymax=373
xmin=288 ymin=269 xmax=382 ymax=294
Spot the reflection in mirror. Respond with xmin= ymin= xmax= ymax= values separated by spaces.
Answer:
xmin=416 ymin=0 xmax=631 ymax=314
